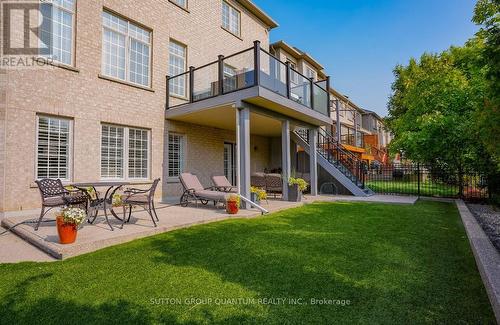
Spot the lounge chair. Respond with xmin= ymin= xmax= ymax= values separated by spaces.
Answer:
xmin=211 ymin=176 xmax=237 ymax=193
xmin=179 ymin=173 xmax=229 ymax=208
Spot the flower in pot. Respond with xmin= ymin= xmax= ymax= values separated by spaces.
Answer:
xmin=250 ymin=186 xmax=267 ymax=205
xmin=287 ymin=177 xmax=308 ymax=202
xmin=226 ymin=194 xmax=240 ymax=214
xmin=56 ymin=207 xmax=86 ymax=244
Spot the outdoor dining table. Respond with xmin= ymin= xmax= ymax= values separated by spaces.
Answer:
xmin=71 ymin=181 xmax=140 ymax=231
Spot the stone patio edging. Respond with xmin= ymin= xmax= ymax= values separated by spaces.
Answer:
xmin=456 ymin=199 xmax=500 ymax=322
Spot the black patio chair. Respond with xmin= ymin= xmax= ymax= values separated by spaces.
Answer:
xmin=35 ymin=178 xmax=88 ymax=231
xmin=121 ymin=178 xmax=160 ymax=228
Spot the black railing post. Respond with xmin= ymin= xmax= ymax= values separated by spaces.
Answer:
xmin=165 ymin=75 xmax=170 ymax=110
xmin=326 ymin=76 xmax=331 ymax=116
xmin=218 ymin=55 xmax=224 ymax=95
xmin=253 ymin=40 xmax=261 ymax=86
xmin=285 ymin=61 xmax=291 ymax=98
xmin=417 ymin=162 xmax=421 ymax=197
xmin=189 ymin=66 xmax=195 ymax=103
xmin=309 ymin=77 xmax=314 ymax=110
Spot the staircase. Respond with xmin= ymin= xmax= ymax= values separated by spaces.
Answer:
xmin=293 ymin=128 xmax=373 ymax=196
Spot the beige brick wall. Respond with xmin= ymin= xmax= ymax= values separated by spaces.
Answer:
xmin=2 ymin=0 xmax=270 ymax=211
xmin=164 ymin=120 xmax=271 ymax=199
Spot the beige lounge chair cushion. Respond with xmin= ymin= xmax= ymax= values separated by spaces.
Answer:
xmin=196 ymin=190 xmax=229 ymax=202
xmin=180 ymin=173 xmax=204 ymax=191
xmin=212 ymin=175 xmax=232 ymax=188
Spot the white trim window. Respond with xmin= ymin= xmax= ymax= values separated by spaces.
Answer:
xmin=102 ymin=11 xmax=151 ymax=87
xmin=306 ymin=67 xmax=316 ymax=80
xmin=101 ymin=124 xmax=150 ymax=179
xmin=222 ymin=1 xmax=240 ymax=36
xmin=169 ymin=41 xmax=187 ymax=97
xmin=36 ymin=115 xmax=72 ymax=180
xmin=128 ymin=128 xmax=149 ymax=179
xmin=40 ymin=0 xmax=76 ymax=65
xmin=287 ymin=60 xmax=299 ymax=84
xmin=168 ymin=133 xmax=185 ymax=178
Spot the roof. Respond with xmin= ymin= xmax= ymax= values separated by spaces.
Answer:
xmin=270 ymin=40 xmax=324 ymax=70
xmin=237 ymin=0 xmax=279 ymax=29
xmin=329 ymin=87 xmax=364 ymax=113
xmin=362 ymin=109 xmax=385 ymax=121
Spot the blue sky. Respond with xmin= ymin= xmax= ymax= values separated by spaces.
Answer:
xmin=252 ymin=0 xmax=479 ymax=117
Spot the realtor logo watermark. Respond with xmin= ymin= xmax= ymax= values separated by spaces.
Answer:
xmin=1 ymin=0 xmax=55 ymax=69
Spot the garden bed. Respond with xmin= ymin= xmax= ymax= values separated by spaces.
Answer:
xmin=468 ymin=203 xmax=500 ymax=253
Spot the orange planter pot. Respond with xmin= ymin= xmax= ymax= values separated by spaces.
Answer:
xmin=226 ymin=200 xmax=239 ymax=214
xmin=56 ymin=216 xmax=78 ymax=244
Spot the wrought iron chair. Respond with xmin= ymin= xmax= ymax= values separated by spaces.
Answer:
xmin=35 ymin=179 xmax=88 ymax=231
xmin=121 ymin=178 xmax=161 ymax=228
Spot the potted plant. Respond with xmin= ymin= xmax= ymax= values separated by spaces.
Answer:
xmin=226 ymin=194 xmax=240 ymax=214
xmin=287 ymin=177 xmax=308 ymax=202
xmin=250 ymin=186 xmax=267 ymax=205
xmin=56 ymin=207 xmax=86 ymax=244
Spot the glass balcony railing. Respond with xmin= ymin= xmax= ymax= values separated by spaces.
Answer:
xmin=166 ymin=41 xmax=331 ymax=117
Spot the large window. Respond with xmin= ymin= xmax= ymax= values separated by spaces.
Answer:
xmin=222 ymin=1 xmax=240 ymax=36
xmin=306 ymin=67 xmax=316 ymax=80
xmin=40 ymin=0 xmax=75 ymax=65
xmin=168 ymin=133 xmax=185 ymax=178
xmin=101 ymin=125 xmax=149 ymax=179
xmin=36 ymin=116 xmax=72 ymax=180
xmin=102 ymin=11 xmax=151 ymax=87
xmin=169 ymin=41 xmax=187 ymax=97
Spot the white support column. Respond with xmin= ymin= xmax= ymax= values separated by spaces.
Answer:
xmin=238 ymin=107 xmax=251 ymax=208
xmin=309 ymin=128 xmax=318 ymax=196
xmin=281 ymin=120 xmax=291 ymax=201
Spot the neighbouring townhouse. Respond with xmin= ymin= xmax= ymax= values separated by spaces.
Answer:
xmin=0 ymin=0 xmax=392 ymax=215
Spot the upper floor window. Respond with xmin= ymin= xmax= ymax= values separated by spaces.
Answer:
xmin=36 ymin=115 xmax=72 ymax=180
xmin=169 ymin=40 xmax=187 ymax=97
xmin=40 ymin=0 xmax=76 ymax=65
xmin=222 ymin=1 xmax=240 ymax=36
xmin=170 ymin=0 xmax=187 ymax=9
xmin=305 ymin=67 xmax=316 ymax=80
xmin=101 ymin=11 xmax=151 ymax=87
xmin=287 ymin=60 xmax=299 ymax=84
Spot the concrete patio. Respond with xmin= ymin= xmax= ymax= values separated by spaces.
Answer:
xmin=0 ymin=194 xmax=418 ymax=262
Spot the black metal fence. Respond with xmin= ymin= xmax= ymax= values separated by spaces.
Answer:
xmin=366 ymin=163 xmax=489 ymax=201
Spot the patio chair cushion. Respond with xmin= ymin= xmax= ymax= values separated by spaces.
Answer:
xmin=122 ymin=194 xmax=149 ymax=204
xmin=196 ymin=190 xmax=229 ymax=202
xmin=211 ymin=176 xmax=237 ymax=193
xmin=212 ymin=176 xmax=232 ymax=188
xmin=180 ymin=173 xmax=204 ymax=191
xmin=43 ymin=196 xmax=66 ymax=207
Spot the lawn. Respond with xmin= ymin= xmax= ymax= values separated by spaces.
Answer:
xmin=0 ymin=201 xmax=494 ymax=324
xmin=366 ymin=180 xmax=459 ymax=197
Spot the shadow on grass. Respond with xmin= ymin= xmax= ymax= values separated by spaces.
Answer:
xmin=145 ymin=201 xmax=493 ymax=323
xmin=0 ymin=201 xmax=494 ymax=324
xmin=0 ymin=273 xmax=160 ymax=324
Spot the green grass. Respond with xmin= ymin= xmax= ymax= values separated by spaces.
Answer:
xmin=366 ymin=180 xmax=459 ymax=197
xmin=0 ymin=201 xmax=494 ymax=324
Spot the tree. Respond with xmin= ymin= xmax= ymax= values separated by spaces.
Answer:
xmin=472 ymin=0 xmax=500 ymax=169
xmin=386 ymin=39 xmax=488 ymax=174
